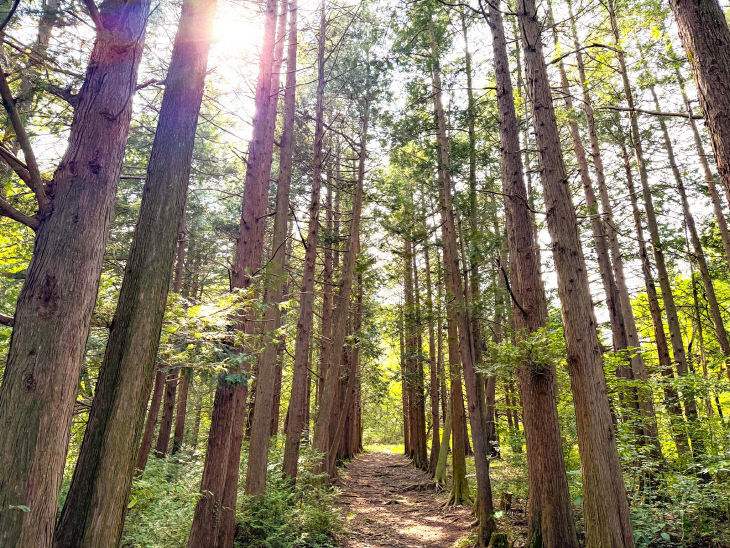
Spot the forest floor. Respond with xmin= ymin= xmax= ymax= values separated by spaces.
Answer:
xmin=334 ymin=451 xmax=473 ymax=547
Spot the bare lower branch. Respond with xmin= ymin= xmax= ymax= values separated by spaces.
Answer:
xmin=0 ymin=196 xmax=39 ymax=230
xmin=0 ymin=144 xmax=32 ymax=183
xmin=596 ymin=105 xmax=702 ymax=120
xmin=0 ymin=312 xmax=14 ymax=327
xmin=0 ymin=63 xmax=50 ymax=213
xmin=82 ymin=0 xmax=104 ymax=31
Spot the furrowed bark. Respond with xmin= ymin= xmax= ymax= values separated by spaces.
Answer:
xmin=53 ymin=0 xmax=217 ymax=542
xmin=188 ymin=0 xmax=279 ymax=544
xmin=517 ymin=0 xmax=634 ymax=543
xmin=606 ymin=0 xmax=703 ymax=456
xmin=0 ymin=0 xmax=151 ymax=544
xmin=429 ymin=17 xmax=495 ymax=545
xmin=483 ymin=0 xmax=578 ymax=544
xmin=245 ymin=0 xmax=291 ymax=496
xmin=669 ymin=0 xmax=730 ymax=202
xmin=313 ymin=88 xmax=369 ymax=479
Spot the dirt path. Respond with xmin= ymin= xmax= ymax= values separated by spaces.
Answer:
xmin=335 ymin=452 xmax=472 ymax=547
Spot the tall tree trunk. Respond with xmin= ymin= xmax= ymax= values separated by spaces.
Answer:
xmin=400 ymin=312 xmax=411 ymax=455
xmin=135 ymin=369 xmax=166 ymax=472
xmin=433 ymin=395 xmax=452 ymax=486
xmin=436 ymin=252 xmax=448 ymax=424
xmin=484 ymin=1 xmax=578 ymax=545
xmin=279 ymin=0 xmax=326 ymax=483
xmin=173 ymin=368 xmax=191 ymax=454
xmin=674 ymin=67 xmax=730 ymax=267
xmin=648 ymin=84 xmax=730 ymax=380
xmin=516 ymin=0 xmax=634 ymax=544
xmin=173 ymin=211 xmax=191 ymax=455
xmin=187 ymin=1 xmax=279 ymax=544
xmin=327 ymin=237 xmax=364 ymax=474
xmin=619 ymin=140 xmax=691 ymax=456
xmin=424 ymin=244 xmax=440 ymax=473
xmin=607 ymin=0 xmax=704 ymax=456
xmin=428 ymin=23 xmax=468 ymax=508
xmin=403 ymin=237 xmax=427 ymax=469
xmin=155 ymin=368 xmax=179 ymax=457
xmin=314 ymin=89 xmax=369 ymax=479
xmin=245 ymin=0 xmax=292 ymax=496
xmin=429 ymin=19 xmax=495 ymax=545
xmin=52 ymin=0 xmax=217 ymax=543
xmin=566 ymin=0 xmax=660 ymax=455
xmin=669 ymin=0 xmax=730 ymax=202
xmin=0 ymin=0 xmax=151 ymax=542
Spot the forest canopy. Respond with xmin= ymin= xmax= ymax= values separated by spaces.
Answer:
xmin=0 ymin=0 xmax=729 ymax=546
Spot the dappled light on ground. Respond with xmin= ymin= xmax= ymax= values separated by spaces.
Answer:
xmin=336 ymin=452 xmax=471 ymax=547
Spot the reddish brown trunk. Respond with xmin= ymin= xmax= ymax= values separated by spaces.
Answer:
xmin=424 ymin=245 xmax=440 ymax=473
xmin=135 ymin=369 xmax=166 ymax=472
xmin=282 ymin=0 xmax=327 ymax=482
xmin=517 ymin=0 xmax=634 ymax=542
xmin=188 ymin=0 xmax=279 ymax=544
xmin=485 ymin=1 xmax=578 ymax=544
xmin=429 ymin=19 xmax=494 ymax=545
xmin=607 ymin=0 xmax=703 ymax=457
xmin=669 ymin=0 xmax=730 ymax=202
xmin=314 ymin=89 xmax=369 ymax=478
xmin=53 ymin=0 xmax=218 ymax=541
xmin=245 ymin=0 xmax=291 ymax=496
xmin=155 ymin=368 xmax=179 ymax=457
xmin=0 ymin=0 xmax=151 ymax=543
xmin=619 ymin=141 xmax=691 ymax=455
xmin=173 ymin=370 xmax=190 ymax=454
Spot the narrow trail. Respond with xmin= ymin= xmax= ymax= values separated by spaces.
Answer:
xmin=335 ymin=452 xmax=472 ymax=547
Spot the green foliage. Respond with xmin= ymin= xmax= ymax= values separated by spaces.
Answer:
xmin=121 ymin=456 xmax=203 ymax=547
xmin=234 ymin=446 xmax=342 ymax=548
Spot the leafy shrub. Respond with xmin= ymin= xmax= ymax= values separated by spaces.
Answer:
xmin=235 ymin=446 xmax=342 ymax=547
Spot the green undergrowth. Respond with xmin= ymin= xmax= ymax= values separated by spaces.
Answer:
xmin=116 ymin=442 xmax=342 ymax=547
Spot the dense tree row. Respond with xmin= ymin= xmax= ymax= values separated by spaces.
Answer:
xmin=0 ymin=0 xmax=728 ymax=546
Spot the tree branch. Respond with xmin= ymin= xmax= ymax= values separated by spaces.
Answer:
xmin=0 ymin=63 xmax=50 ymax=213
xmin=0 ymin=196 xmax=39 ymax=229
xmin=82 ymin=0 xmax=104 ymax=32
xmin=0 ymin=144 xmax=32 ymax=183
xmin=596 ymin=105 xmax=702 ymax=120
xmin=0 ymin=312 xmax=14 ymax=327
xmin=0 ymin=0 xmax=21 ymax=33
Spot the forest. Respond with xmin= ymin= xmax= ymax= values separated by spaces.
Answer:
xmin=0 ymin=0 xmax=729 ymax=545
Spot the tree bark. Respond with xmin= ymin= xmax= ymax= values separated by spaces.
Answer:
xmin=135 ymin=369 xmax=166 ymax=473
xmin=672 ymin=66 xmax=730 ymax=267
xmin=669 ymin=0 xmax=730 ymax=203
xmin=173 ymin=369 xmax=191 ymax=454
xmin=607 ymin=0 xmax=704 ymax=456
xmin=0 ymin=0 xmax=151 ymax=544
xmin=244 ymin=0 xmax=291 ymax=497
xmin=279 ymin=0 xmax=326 ymax=483
xmin=517 ymin=0 xmax=634 ymax=543
xmin=155 ymin=368 xmax=179 ymax=457
xmin=648 ymin=84 xmax=730 ymax=380
xmin=424 ymin=244 xmax=440 ymax=473
xmin=484 ymin=1 xmax=578 ymax=544
xmin=313 ymin=86 xmax=369 ymax=479
xmin=52 ymin=0 xmax=217 ymax=543
xmin=428 ymin=21 xmax=468 ymax=508
xmin=566 ymin=0 xmax=660 ymax=455
xmin=428 ymin=18 xmax=495 ymax=545
xmin=187 ymin=1 xmax=279 ymax=545
xmin=619 ymin=140 xmax=691 ymax=456
xmin=403 ymin=236 xmax=427 ymax=469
